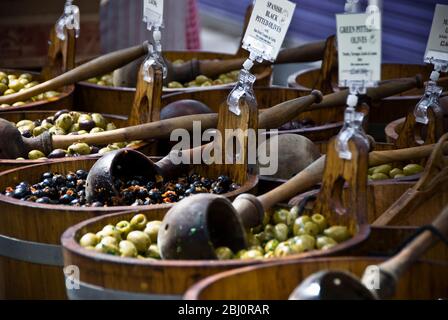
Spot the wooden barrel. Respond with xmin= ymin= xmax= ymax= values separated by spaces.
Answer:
xmin=75 ymin=51 xmax=272 ymax=116
xmin=184 ymin=257 xmax=448 ymax=300
xmin=0 ymin=110 xmax=149 ymax=172
xmin=0 ymin=69 xmax=74 ymax=113
xmin=61 ymin=206 xmax=369 ymax=300
xmin=161 ymin=86 xmax=345 ymax=150
xmin=288 ymin=64 xmax=440 ymax=129
xmin=0 ymin=157 xmax=257 ymax=299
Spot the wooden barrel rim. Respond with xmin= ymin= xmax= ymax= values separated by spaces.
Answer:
xmin=0 ymin=163 xmax=258 ymax=213
xmin=182 ymin=256 xmax=448 ymax=300
xmin=61 ymin=210 xmax=370 ymax=267
xmin=288 ymin=65 xmax=428 ymax=100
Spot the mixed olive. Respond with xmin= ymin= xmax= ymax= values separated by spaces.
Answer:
xmin=0 ymin=71 xmax=60 ymax=108
xmin=12 ymin=109 xmax=141 ymax=160
xmin=85 ymin=73 xmax=114 ymax=86
xmin=79 ymin=206 xmax=350 ymax=260
xmin=3 ymin=171 xmax=239 ymax=207
xmin=368 ymin=163 xmax=424 ymax=180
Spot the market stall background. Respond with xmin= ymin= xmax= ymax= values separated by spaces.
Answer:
xmin=198 ymin=0 xmax=440 ymax=64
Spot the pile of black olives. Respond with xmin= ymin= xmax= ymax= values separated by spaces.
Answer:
xmin=3 ymin=171 xmax=239 ymax=207
xmin=278 ymin=119 xmax=317 ymax=131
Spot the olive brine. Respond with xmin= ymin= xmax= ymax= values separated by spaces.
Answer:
xmin=3 ymin=171 xmax=239 ymax=207
xmin=79 ymin=207 xmax=351 ymax=260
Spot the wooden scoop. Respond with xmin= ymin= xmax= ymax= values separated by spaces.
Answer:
xmin=289 ymin=203 xmax=448 ymax=300
xmin=0 ymin=76 xmax=421 ymax=160
xmin=0 ymin=42 xmax=150 ymax=105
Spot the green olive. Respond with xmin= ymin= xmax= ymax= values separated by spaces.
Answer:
xmin=235 ymin=249 xmax=247 ymax=259
xmin=172 ymin=59 xmax=185 ymax=66
xmin=32 ymin=126 xmax=47 ymax=137
xmin=55 ymin=113 xmax=73 ymax=131
xmin=215 ymin=247 xmax=234 ymax=260
xmin=212 ymin=79 xmax=224 ymax=85
xmin=246 ymin=232 xmax=261 ymax=246
xmin=394 ymin=174 xmax=406 ymax=179
xmin=18 ymin=125 xmax=35 ymax=134
xmin=0 ymin=83 xmax=7 ymax=94
xmin=12 ymin=101 xmax=26 ymax=107
xmin=195 ymin=75 xmax=209 ymax=85
xmin=49 ymin=126 xmax=66 ymax=135
xmin=144 ymin=220 xmax=162 ymax=243
xmin=99 ymin=147 xmax=113 ymax=155
xmin=79 ymin=233 xmax=100 ymax=247
xmin=201 ymin=81 xmax=212 ymax=87
xmin=264 ymin=239 xmax=279 ymax=252
xmin=68 ymin=143 xmax=91 ymax=155
xmin=290 ymin=235 xmax=315 ymax=252
xmin=274 ymin=223 xmax=289 ymax=242
xmin=77 ymin=130 xmax=88 ymax=135
xmin=322 ymin=243 xmax=337 ymax=250
xmin=389 ymin=168 xmax=403 ymax=178
xmin=371 ymin=173 xmax=389 ymax=180
xmin=146 ymin=244 xmax=161 ymax=259
xmin=0 ymin=104 xmax=10 ymax=108
xmin=4 ymin=89 xmax=15 ymax=95
xmin=127 ymin=231 xmax=151 ymax=253
xmin=119 ymin=240 xmax=138 ymax=257
xmin=240 ymin=249 xmax=263 ymax=259
xmin=18 ymin=78 xmax=29 ymax=86
xmin=97 ymin=236 xmax=119 ymax=255
xmin=288 ymin=206 xmax=299 ymax=226
xmin=41 ymin=120 xmax=53 ymax=129
xmin=28 ymin=150 xmax=46 ymax=160
xmin=69 ymin=123 xmax=81 ymax=133
xmin=106 ymin=122 xmax=117 ymax=131
xmin=130 ymin=214 xmax=148 ymax=231
xmin=90 ymin=127 xmax=104 ymax=134
xmin=263 ymin=224 xmax=276 ymax=242
xmin=8 ymin=79 xmax=24 ymax=91
xmin=403 ymin=164 xmax=424 ymax=176
xmin=8 ymin=74 xmax=17 ymax=80
xmin=316 ymin=236 xmax=337 ymax=250
xmin=24 ymin=81 xmax=39 ymax=89
xmin=323 ymin=226 xmax=350 ymax=242
xmin=373 ymin=164 xmax=392 ymax=176
xmin=16 ymin=120 xmax=34 ymax=128
xmin=19 ymin=73 xmax=33 ymax=81
xmin=311 ymin=214 xmax=327 ymax=233
xmin=92 ymin=113 xmax=107 ymax=129
xmin=78 ymin=114 xmax=92 ymax=123
xmin=264 ymin=251 xmax=275 ymax=258
xmin=87 ymin=78 xmax=98 ymax=83
xmin=116 ymin=220 xmax=132 ymax=238
xmin=68 ymin=111 xmax=81 ymax=123
xmin=168 ymin=81 xmax=183 ymax=89
xmin=112 ymin=142 xmax=127 ymax=149
xmin=0 ymin=71 xmax=7 ymax=78
xmin=274 ymin=242 xmax=293 ymax=257
xmin=44 ymin=91 xmax=60 ymax=99
xmin=97 ymin=81 xmax=106 ymax=86
xmin=273 ymin=208 xmax=289 ymax=225
xmin=98 ymin=225 xmax=122 ymax=241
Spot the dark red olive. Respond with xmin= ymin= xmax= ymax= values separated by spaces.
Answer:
xmin=48 ymin=149 xmax=67 ymax=159
xmin=54 ymin=109 xmax=70 ymax=120
xmin=161 ymin=99 xmax=214 ymax=120
xmin=79 ymin=119 xmax=96 ymax=131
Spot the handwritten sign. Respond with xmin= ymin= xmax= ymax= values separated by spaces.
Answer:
xmin=242 ymin=0 xmax=296 ymax=62
xmin=336 ymin=12 xmax=382 ymax=87
xmin=143 ymin=0 xmax=164 ymax=28
xmin=425 ymin=4 xmax=448 ymax=63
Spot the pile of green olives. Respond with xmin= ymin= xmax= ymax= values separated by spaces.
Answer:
xmin=0 ymin=71 xmax=60 ymax=108
xmin=215 ymin=207 xmax=351 ymax=260
xmin=80 ymin=207 xmax=351 ymax=261
xmin=85 ymin=73 xmax=114 ymax=86
xmin=79 ymin=214 xmax=162 ymax=259
xmin=368 ymin=163 xmax=424 ymax=180
xmin=14 ymin=109 xmax=141 ymax=160
xmin=167 ymin=65 xmax=240 ymax=89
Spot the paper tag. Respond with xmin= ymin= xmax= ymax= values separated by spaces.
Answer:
xmin=424 ymin=4 xmax=448 ymax=63
xmin=336 ymin=12 xmax=382 ymax=87
xmin=143 ymin=0 xmax=164 ymax=28
xmin=242 ymin=0 xmax=296 ymax=62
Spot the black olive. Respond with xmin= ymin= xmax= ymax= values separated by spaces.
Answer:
xmin=91 ymin=202 xmax=104 ymax=207
xmin=54 ymin=109 xmax=69 ymax=120
xmin=200 ymin=178 xmax=212 ymax=188
xmin=174 ymin=183 xmax=185 ymax=195
xmin=48 ymin=149 xmax=67 ymax=159
xmin=90 ymin=146 xmax=100 ymax=154
xmin=52 ymin=175 xmax=66 ymax=186
xmin=41 ymin=172 xmax=53 ymax=180
xmin=41 ymin=178 xmax=54 ymax=188
xmin=59 ymin=194 xmax=75 ymax=204
xmin=301 ymin=118 xmax=315 ymax=127
xmin=146 ymin=181 xmax=155 ymax=190
xmin=13 ymin=187 xmax=30 ymax=199
xmin=36 ymin=197 xmax=51 ymax=204
xmin=32 ymin=189 xmax=45 ymax=198
xmin=131 ymin=199 xmax=143 ymax=206
xmin=21 ymin=129 xmax=32 ymax=138
xmin=217 ymin=175 xmax=231 ymax=189
xmin=135 ymin=188 xmax=149 ymax=200
xmin=78 ymin=119 xmax=96 ymax=131
xmin=184 ymin=187 xmax=196 ymax=196
xmin=143 ymin=199 xmax=153 ymax=205
xmin=70 ymin=199 xmax=81 ymax=206
xmin=5 ymin=192 xmax=14 ymax=197
xmin=121 ymin=190 xmax=135 ymax=205
xmin=76 ymin=170 xmax=88 ymax=180
xmin=148 ymin=189 xmax=162 ymax=203
xmin=45 ymin=117 xmax=55 ymax=124
xmin=66 ymin=173 xmax=77 ymax=182
xmin=18 ymin=181 xmax=29 ymax=188
xmin=212 ymin=186 xmax=225 ymax=194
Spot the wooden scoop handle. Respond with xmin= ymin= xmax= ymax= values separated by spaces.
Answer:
xmin=369 ymin=204 xmax=448 ymax=298
xmin=0 ymin=42 xmax=149 ymax=105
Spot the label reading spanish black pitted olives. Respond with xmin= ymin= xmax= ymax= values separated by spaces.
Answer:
xmin=242 ymin=0 xmax=296 ymax=62
xmin=178 ymin=304 xmax=270 ymax=318
xmin=425 ymin=4 xmax=448 ymax=63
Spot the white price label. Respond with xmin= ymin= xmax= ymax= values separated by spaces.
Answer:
xmin=425 ymin=4 xmax=448 ymax=63
xmin=143 ymin=0 xmax=164 ymax=28
xmin=336 ymin=12 xmax=382 ymax=87
xmin=242 ymin=0 xmax=296 ymax=62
